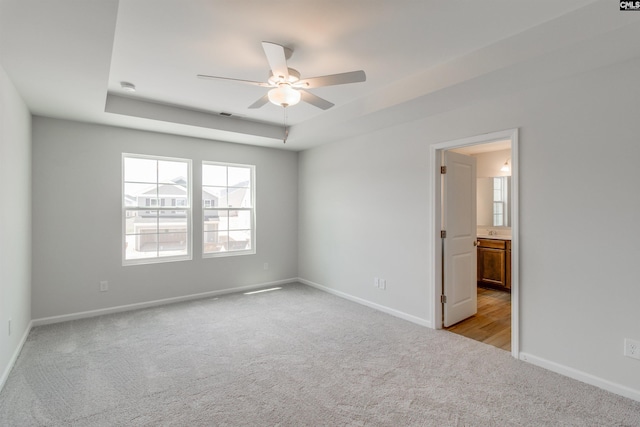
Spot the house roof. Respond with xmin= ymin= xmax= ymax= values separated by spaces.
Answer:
xmin=141 ymin=184 xmax=187 ymax=197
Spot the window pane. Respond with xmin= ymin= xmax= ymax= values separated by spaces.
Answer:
xmin=158 ymin=184 xmax=188 ymax=207
xmin=228 ymin=210 xmax=251 ymax=230
xmin=124 ymin=184 xmax=156 ymax=207
xmin=158 ymin=210 xmax=188 ymax=231
xmin=229 ymin=230 xmax=251 ymax=251
xmin=204 ymin=231 xmax=228 ymax=253
xmin=125 ymin=215 xmax=188 ymax=259
xmin=493 ymin=202 xmax=504 ymax=226
xmin=227 ymin=187 xmax=251 ymax=208
xmin=124 ymin=157 xmax=157 ymax=183
xmin=203 ymin=186 xmax=228 ymax=208
xmin=125 ymin=234 xmax=158 ymax=260
xmin=202 ymin=164 xmax=227 ymax=186
xmin=158 ymin=160 xmax=188 ymax=184
xmin=205 ymin=209 xmax=228 ymax=230
xmin=203 ymin=209 xmax=221 ymax=223
xmin=126 ymin=210 xmax=158 ymax=235
xmin=157 ymin=232 xmax=188 ymax=255
xmin=228 ymin=167 xmax=250 ymax=187
xmin=125 ymin=210 xmax=142 ymax=234
xmin=493 ymin=177 xmax=504 ymax=201
xmin=202 ymin=191 xmax=219 ymax=208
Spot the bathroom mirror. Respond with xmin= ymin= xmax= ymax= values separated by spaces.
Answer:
xmin=477 ymin=176 xmax=511 ymax=227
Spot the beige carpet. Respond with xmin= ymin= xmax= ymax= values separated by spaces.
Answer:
xmin=1 ymin=283 xmax=639 ymax=426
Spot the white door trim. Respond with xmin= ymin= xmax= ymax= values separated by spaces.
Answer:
xmin=429 ymin=128 xmax=520 ymax=359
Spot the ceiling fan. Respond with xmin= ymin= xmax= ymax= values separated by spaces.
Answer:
xmin=197 ymin=41 xmax=366 ymax=110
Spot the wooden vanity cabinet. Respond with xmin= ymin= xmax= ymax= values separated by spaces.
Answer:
xmin=505 ymin=240 xmax=511 ymax=289
xmin=477 ymin=238 xmax=511 ymax=290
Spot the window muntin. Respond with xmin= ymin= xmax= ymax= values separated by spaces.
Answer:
xmin=202 ymin=162 xmax=255 ymax=257
xmin=123 ymin=154 xmax=192 ymax=265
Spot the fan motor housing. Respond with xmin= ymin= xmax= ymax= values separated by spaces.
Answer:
xmin=268 ymin=68 xmax=300 ymax=85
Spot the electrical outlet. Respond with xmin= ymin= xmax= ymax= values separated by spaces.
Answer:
xmin=624 ymin=338 xmax=640 ymax=360
xmin=263 ymin=262 xmax=269 ymax=270
xmin=379 ymin=279 xmax=386 ymax=290
xmin=374 ymin=277 xmax=379 ymax=288
xmin=99 ymin=281 xmax=109 ymax=292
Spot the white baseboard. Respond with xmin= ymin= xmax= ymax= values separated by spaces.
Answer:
xmin=32 ymin=278 xmax=298 ymax=327
xmin=520 ymin=352 xmax=640 ymax=403
xmin=298 ymin=277 xmax=432 ymax=328
xmin=0 ymin=320 xmax=33 ymax=393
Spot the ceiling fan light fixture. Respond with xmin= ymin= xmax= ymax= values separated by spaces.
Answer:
xmin=268 ymin=84 xmax=301 ymax=107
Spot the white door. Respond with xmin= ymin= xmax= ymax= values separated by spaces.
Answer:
xmin=442 ymin=151 xmax=477 ymax=327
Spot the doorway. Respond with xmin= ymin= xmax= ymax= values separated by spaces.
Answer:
xmin=430 ymin=129 xmax=519 ymax=358
xmin=446 ymin=286 xmax=512 ymax=351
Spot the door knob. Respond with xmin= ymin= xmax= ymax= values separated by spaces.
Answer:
xmin=473 ymin=241 xmax=478 ymax=246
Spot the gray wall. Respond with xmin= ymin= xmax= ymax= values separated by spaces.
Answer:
xmin=0 ymin=65 xmax=31 ymax=385
xmin=32 ymin=118 xmax=298 ymax=318
xmin=298 ymin=57 xmax=640 ymax=394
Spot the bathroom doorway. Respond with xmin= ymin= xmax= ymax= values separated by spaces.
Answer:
xmin=446 ymin=285 xmax=512 ymax=350
xmin=430 ymin=129 xmax=519 ymax=357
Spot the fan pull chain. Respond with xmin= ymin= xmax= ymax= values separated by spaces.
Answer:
xmin=283 ymin=107 xmax=289 ymax=144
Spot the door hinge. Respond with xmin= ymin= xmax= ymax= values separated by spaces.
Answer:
xmin=441 ymin=230 xmax=446 ymax=238
xmin=440 ymin=166 xmax=447 ymax=174
xmin=441 ymin=295 xmax=447 ymax=304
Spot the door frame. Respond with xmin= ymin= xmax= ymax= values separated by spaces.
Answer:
xmin=429 ymin=128 xmax=520 ymax=358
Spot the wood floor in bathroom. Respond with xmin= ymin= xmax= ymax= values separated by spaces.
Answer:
xmin=445 ymin=287 xmax=511 ymax=351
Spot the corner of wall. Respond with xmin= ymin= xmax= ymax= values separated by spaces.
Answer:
xmin=0 ymin=64 xmax=33 ymax=394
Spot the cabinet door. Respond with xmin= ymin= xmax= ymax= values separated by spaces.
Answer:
xmin=478 ymin=247 xmax=506 ymax=287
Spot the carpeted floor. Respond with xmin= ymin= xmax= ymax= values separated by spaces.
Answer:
xmin=1 ymin=282 xmax=639 ymax=426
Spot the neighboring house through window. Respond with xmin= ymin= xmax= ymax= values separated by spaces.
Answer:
xmin=202 ymin=161 xmax=255 ymax=257
xmin=123 ymin=154 xmax=192 ymax=265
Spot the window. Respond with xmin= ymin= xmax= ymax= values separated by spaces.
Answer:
xmin=492 ymin=176 xmax=509 ymax=227
xmin=202 ymin=161 xmax=255 ymax=257
xmin=123 ymin=154 xmax=192 ymax=265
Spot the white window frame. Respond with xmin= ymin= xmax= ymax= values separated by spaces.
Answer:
xmin=122 ymin=153 xmax=193 ymax=266
xmin=202 ymin=161 xmax=256 ymax=258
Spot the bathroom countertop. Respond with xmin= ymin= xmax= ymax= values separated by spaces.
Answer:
xmin=476 ymin=234 xmax=511 ymax=241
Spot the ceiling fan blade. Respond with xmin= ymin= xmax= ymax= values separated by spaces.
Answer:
xmin=262 ymin=41 xmax=290 ymax=81
xmin=300 ymin=90 xmax=334 ymax=110
xmin=297 ymin=70 xmax=366 ymax=88
xmin=197 ymin=74 xmax=271 ymax=87
xmin=248 ymin=94 xmax=270 ymax=109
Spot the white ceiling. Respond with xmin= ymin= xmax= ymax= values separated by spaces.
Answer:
xmin=2 ymin=0 xmax=640 ymax=151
